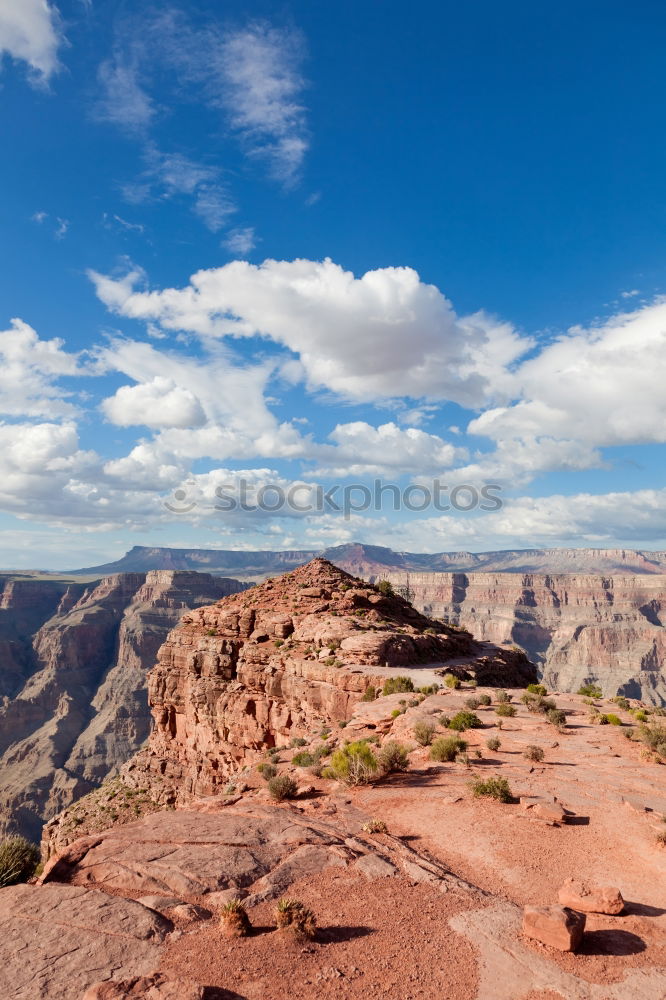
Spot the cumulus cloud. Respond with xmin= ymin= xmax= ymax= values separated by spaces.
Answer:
xmin=0 ymin=319 xmax=81 ymax=418
xmin=101 ymin=376 xmax=207 ymax=429
xmin=320 ymin=422 xmax=467 ymax=476
xmin=89 ymin=258 xmax=530 ymax=406
xmin=0 ymin=0 xmax=63 ymax=83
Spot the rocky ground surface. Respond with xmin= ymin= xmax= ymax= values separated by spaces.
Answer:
xmin=9 ymin=681 xmax=664 ymax=1000
xmin=2 ymin=560 xmax=665 ymax=999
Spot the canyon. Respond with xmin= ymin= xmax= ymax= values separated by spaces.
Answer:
xmin=4 ymin=559 xmax=665 ymax=999
xmin=0 ymin=570 xmax=246 ymax=841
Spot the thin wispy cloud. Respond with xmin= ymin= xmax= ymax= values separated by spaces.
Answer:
xmin=96 ymin=50 xmax=154 ymax=132
xmin=224 ymin=226 xmax=257 ymax=256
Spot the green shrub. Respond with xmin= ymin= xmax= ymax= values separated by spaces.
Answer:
xmin=523 ymin=744 xmax=545 ymax=762
xmin=486 ymin=736 xmax=501 ymax=752
xmin=547 ymin=708 xmax=567 ymax=728
xmin=377 ymin=579 xmax=394 ymax=597
xmin=274 ymin=639 xmax=284 ymax=647
xmin=257 ymin=762 xmax=277 ymax=780
xmin=378 ymin=741 xmax=410 ymax=773
xmin=632 ymin=709 xmax=649 ymax=722
xmin=0 ymin=837 xmax=40 ymax=888
xmin=361 ymin=685 xmax=377 ymax=702
xmin=522 ymin=693 xmax=556 ymax=714
xmin=438 ymin=713 xmax=451 ymax=728
xmin=478 ymin=694 xmax=492 ymax=707
xmin=267 ymin=775 xmax=298 ymax=801
xmin=430 ymin=735 xmax=467 ymax=761
xmin=605 ymin=713 xmax=622 ymax=726
xmin=390 ymin=708 xmax=402 ymax=719
xmin=382 ymin=676 xmax=414 ymax=696
xmin=448 ymin=710 xmax=483 ymax=732
xmin=636 ymin=721 xmax=666 ymax=759
xmin=496 ymin=703 xmax=516 ymax=718
xmin=611 ymin=696 xmax=631 ymax=711
xmin=526 ymin=683 xmax=547 ymax=696
xmin=467 ymin=679 xmax=478 ymax=688
xmin=412 ymin=719 xmax=437 ymax=746
xmin=290 ymin=737 xmax=307 ymax=748
xmin=494 ymin=689 xmax=511 ymax=704
xmin=470 ymin=776 xmax=512 ymax=803
xmin=419 ymin=684 xmax=439 ymax=695
xmin=578 ymin=683 xmax=602 ymax=698
xmin=443 ymin=673 xmax=461 ymax=689
xmin=328 ymin=741 xmax=379 ymax=785
xmin=292 ymin=751 xmax=314 ymax=766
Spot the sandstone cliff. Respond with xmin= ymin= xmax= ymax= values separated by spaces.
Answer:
xmin=371 ymin=571 xmax=666 ymax=704
xmin=0 ymin=571 xmax=246 ymax=840
xmin=108 ymin=558 xmax=534 ymax=810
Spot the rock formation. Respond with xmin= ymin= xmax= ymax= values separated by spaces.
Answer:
xmin=70 ymin=559 xmax=533 ymax=815
xmin=370 ymin=571 xmax=666 ymax=704
xmin=0 ymin=571 xmax=246 ymax=840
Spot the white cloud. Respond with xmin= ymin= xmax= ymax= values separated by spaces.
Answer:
xmin=320 ymin=421 xmax=467 ymax=476
xmin=96 ymin=49 xmax=154 ymax=130
xmin=89 ymin=258 xmax=530 ymax=407
xmin=224 ymin=226 xmax=256 ymax=256
xmin=216 ymin=23 xmax=308 ymax=185
xmin=0 ymin=318 xmax=81 ymax=418
xmin=102 ymin=375 xmax=207 ymax=430
xmin=0 ymin=0 xmax=63 ymax=83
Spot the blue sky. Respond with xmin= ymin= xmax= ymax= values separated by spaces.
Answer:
xmin=2 ymin=0 xmax=666 ymax=568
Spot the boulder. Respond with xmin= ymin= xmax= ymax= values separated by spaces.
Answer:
xmin=522 ymin=904 xmax=586 ymax=951
xmin=557 ymin=878 xmax=624 ymax=915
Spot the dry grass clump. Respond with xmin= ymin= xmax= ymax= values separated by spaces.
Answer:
xmin=0 ymin=837 xmax=40 ymax=888
xmin=275 ymin=898 xmax=317 ymax=939
xmin=267 ymin=775 xmax=298 ymax=800
xmin=412 ymin=719 xmax=437 ymax=746
xmin=220 ymin=898 xmax=251 ymax=937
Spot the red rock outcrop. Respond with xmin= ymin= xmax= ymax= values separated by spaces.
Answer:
xmin=117 ymin=559 xmax=534 ymax=806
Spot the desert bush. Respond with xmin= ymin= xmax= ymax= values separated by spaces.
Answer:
xmin=328 ymin=741 xmax=379 ymax=785
xmin=467 ymin=679 xmax=478 ymax=688
xmin=0 ymin=837 xmax=40 ymax=888
xmin=290 ymin=737 xmax=307 ymax=748
xmin=391 ymin=708 xmax=402 ymax=719
xmin=470 ymin=776 xmax=513 ymax=803
xmin=578 ymin=683 xmax=602 ymax=698
xmin=494 ymin=689 xmax=511 ymax=704
xmin=377 ymin=579 xmax=394 ymax=597
xmin=220 ymin=898 xmax=251 ymax=937
xmin=456 ymin=752 xmax=471 ymax=766
xmin=267 ymin=775 xmax=298 ymax=801
xmin=526 ymin=683 xmax=547 ymax=696
xmin=274 ymin=639 xmax=284 ymax=648
xmin=495 ymin=703 xmax=516 ymax=718
xmin=275 ymin=898 xmax=317 ymax=938
xmin=523 ymin=745 xmax=545 ymax=762
xmin=611 ymin=696 xmax=631 ymax=711
xmin=656 ymin=829 xmax=666 ymax=846
xmin=448 ymin=710 xmax=483 ymax=732
xmin=413 ymin=719 xmax=437 ymax=746
xmin=547 ymin=708 xmax=567 ymax=728
xmin=604 ymin=713 xmax=622 ymax=726
xmin=443 ymin=673 xmax=461 ymax=689
xmin=465 ymin=696 xmax=481 ymax=709
xmin=378 ymin=740 xmax=410 ymax=773
xmin=486 ymin=736 xmax=501 ymax=751
xmin=438 ymin=714 xmax=451 ymax=728
xmin=292 ymin=751 xmax=314 ymax=767
xmin=632 ymin=709 xmax=649 ymax=722
xmin=362 ymin=685 xmax=377 ymax=702
xmin=637 ymin=721 xmax=666 ymax=759
xmin=478 ymin=694 xmax=492 ymax=707
xmin=382 ymin=676 xmax=414 ymax=696
xmin=362 ymin=818 xmax=388 ymax=834
xmin=257 ymin=762 xmax=277 ymax=781
xmin=419 ymin=684 xmax=439 ymax=695
xmin=430 ymin=735 xmax=467 ymax=762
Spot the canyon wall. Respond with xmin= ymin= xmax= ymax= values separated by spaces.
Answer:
xmin=369 ymin=571 xmax=666 ymax=704
xmin=0 ymin=571 xmax=246 ymax=840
